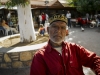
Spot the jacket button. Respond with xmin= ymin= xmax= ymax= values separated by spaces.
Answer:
xmin=70 ymin=61 xmax=73 ymax=63
xmin=66 ymin=53 xmax=68 ymax=56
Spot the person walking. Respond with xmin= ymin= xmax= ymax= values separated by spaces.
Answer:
xmin=30 ymin=14 xmax=100 ymax=75
xmin=41 ymin=12 xmax=46 ymax=26
xmin=66 ymin=11 xmax=71 ymax=28
xmin=77 ymin=15 xmax=85 ymax=31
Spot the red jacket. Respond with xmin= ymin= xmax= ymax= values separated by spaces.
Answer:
xmin=77 ymin=17 xmax=86 ymax=25
xmin=42 ymin=14 xmax=46 ymax=21
xmin=30 ymin=41 xmax=100 ymax=75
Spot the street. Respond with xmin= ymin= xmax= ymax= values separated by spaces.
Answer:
xmin=66 ymin=27 xmax=100 ymax=56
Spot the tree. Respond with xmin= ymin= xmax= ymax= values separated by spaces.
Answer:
xmin=68 ymin=0 xmax=100 ymax=14
xmin=6 ymin=0 xmax=36 ymax=42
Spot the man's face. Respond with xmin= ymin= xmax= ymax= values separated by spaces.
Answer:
xmin=47 ymin=21 xmax=67 ymax=44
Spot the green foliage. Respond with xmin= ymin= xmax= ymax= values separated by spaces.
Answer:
xmin=0 ymin=1 xmax=1 ymax=6
xmin=69 ymin=0 xmax=100 ymax=13
xmin=67 ymin=0 xmax=77 ymax=7
xmin=76 ymin=0 xmax=90 ymax=13
xmin=6 ymin=0 xmax=29 ymax=8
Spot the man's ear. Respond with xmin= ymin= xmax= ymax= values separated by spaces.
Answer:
xmin=47 ymin=27 xmax=49 ymax=34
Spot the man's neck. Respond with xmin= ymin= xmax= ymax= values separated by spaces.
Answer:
xmin=50 ymin=40 xmax=62 ymax=48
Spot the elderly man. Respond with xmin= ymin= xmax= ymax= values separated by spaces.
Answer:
xmin=30 ymin=14 xmax=100 ymax=75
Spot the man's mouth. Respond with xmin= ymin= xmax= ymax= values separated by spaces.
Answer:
xmin=53 ymin=35 xmax=62 ymax=38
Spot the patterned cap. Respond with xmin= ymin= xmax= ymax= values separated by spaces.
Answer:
xmin=49 ymin=14 xmax=67 ymax=24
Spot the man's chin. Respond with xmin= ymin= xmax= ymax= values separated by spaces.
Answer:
xmin=52 ymin=40 xmax=63 ymax=44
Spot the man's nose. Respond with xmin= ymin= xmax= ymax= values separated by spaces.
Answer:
xmin=56 ymin=27 xmax=61 ymax=32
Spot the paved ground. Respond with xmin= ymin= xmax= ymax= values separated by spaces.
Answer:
xmin=67 ymin=27 xmax=100 ymax=56
xmin=0 ymin=27 xmax=100 ymax=75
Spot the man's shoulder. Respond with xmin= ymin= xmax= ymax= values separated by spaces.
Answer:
xmin=35 ymin=45 xmax=48 ymax=55
xmin=64 ymin=42 xmax=81 ymax=49
xmin=64 ymin=42 xmax=76 ymax=46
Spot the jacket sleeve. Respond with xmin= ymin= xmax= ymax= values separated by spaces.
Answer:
xmin=75 ymin=44 xmax=100 ymax=75
xmin=30 ymin=52 xmax=47 ymax=75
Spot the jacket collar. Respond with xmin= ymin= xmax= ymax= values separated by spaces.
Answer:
xmin=46 ymin=40 xmax=66 ymax=53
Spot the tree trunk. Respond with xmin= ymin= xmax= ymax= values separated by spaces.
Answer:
xmin=17 ymin=4 xmax=36 ymax=42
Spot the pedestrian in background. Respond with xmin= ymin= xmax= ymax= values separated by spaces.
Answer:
xmin=39 ymin=14 xmax=42 ymax=25
xmin=7 ymin=11 xmax=12 ymax=26
xmin=41 ymin=12 xmax=46 ymax=26
xmin=45 ymin=13 xmax=49 ymax=23
xmin=77 ymin=15 xmax=85 ymax=31
xmin=86 ymin=13 xmax=89 ymax=21
xmin=66 ymin=11 xmax=71 ymax=28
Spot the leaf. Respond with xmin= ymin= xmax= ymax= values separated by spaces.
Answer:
xmin=69 ymin=0 xmax=100 ymax=13
xmin=5 ymin=0 xmax=30 ymax=8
